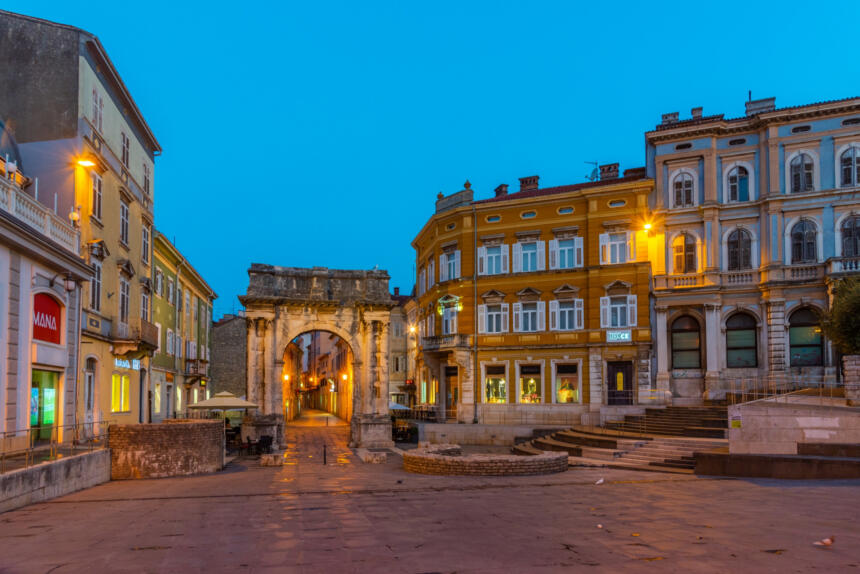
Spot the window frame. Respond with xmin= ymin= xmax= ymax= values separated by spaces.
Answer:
xmin=726 ymin=313 xmax=757 ymax=368
xmin=121 ymin=132 xmax=130 ymax=167
xmin=672 ymin=233 xmax=697 ymax=274
xmin=141 ymin=224 xmax=150 ymax=264
xmin=790 ymin=152 xmax=815 ymax=193
xmin=673 ymin=172 xmax=695 ymax=208
xmin=727 ymin=228 xmax=752 ymax=270
xmin=90 ymin=260 xmax=102 ymax=311
xmin=727 ymin=165 xmax=750 ymax=202
xmin=788 ymin=308 xmax=823 ymax=367
xmin=119 ymin=277 xmax=130 ymax=326
xmin=790 ymin=220 xmax=817 ymax=263
xmin=120 ymin=200 xmax=129 ymax=245
xmin=671 ymin=315 xmax=701 ymax=369
xmin=91 ymin=173 xmax=103 ymax=220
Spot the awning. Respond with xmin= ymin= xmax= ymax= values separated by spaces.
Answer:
xmin=187 ymin=391 xmax=259 ymax=410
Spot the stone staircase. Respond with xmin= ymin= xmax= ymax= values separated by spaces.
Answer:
xmin=603 ymin=406 xmax=728 ymax=438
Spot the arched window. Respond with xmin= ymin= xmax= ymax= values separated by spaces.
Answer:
xmin=673 ymin=234 xmax=696 ymax=274
xmin=727 ymin=229 xmax=752 ymax=270
xmin=84 ymin=358 xmax=97 ymax=412
xmin=673 ymin=173 xmax=694 ymax=207
xmin=726 ymin=313 xmax=757 ymax=368
xmin=841 ymin=146 xmax=860 ymax=187
xmin=789 ymin=308 xmax=823 ymax=367
xmin=791 ymin=220 xmax=817 ymax=263
xmin=728 ymin=166 xmax=749 ymax=202
xmin=790 ymin=153 xmax=814 ymax=193
xmin=842 ymin=216 xmax=860 ymax=257
xmin=671 ymin=315 xmax=701 ymax=369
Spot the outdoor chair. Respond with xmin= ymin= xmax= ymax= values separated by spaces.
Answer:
xmin=257 ymin=435 xmax=273 ymax=454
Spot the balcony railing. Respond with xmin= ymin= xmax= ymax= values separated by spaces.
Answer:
xmin=185 ymin=358 xmax=208 ymax=377
xmin=722 ymin=270 xmax=759 ymax=285
xmin=110 ymin=319 xmax=159 ymax=349
xmin=421 ymin=334 xmax=473 ymax=351
xmin=830 ymin=257 xmax=860 ymax=274
xmin=0 ymin=169 xmax=79 ymax=254
xmin=787 ymin=264 xmax=823 ymax=281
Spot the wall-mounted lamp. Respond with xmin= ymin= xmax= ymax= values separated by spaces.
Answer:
xmin=76 ymin=158 xmax=96 ymax=168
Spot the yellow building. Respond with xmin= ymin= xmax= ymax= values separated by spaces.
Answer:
xmin=412 ymin=165 xmax=655 ymax=425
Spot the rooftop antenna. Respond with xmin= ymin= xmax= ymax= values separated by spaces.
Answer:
xmin=584 ymin=161 xmax=599 ymax=182
xmin=748 ymin=90 xmax=752 ymax=102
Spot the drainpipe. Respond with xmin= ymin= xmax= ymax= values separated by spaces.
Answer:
xmin=472 ymin=205 xmax=479 ymax=424
xmin=175 ymin=257 xmax=185 ymax=415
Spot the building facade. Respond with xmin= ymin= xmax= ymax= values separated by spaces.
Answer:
xmin=150 ymin=232 xmax=216 ymax=420
xmin=412 ymin=169 xmax=654 ymax=425
xmin=210 ymin=313 xmax=247 ymax=398
xmin=388 ymin=288 xmax=410 ymax=406
xmin=646 ymin=97 xmax=860 ymax=404
xmin=0 ymin=135 xmax=91 ymax=447
xmin=0 ymin=10 xmax=161 ymax=428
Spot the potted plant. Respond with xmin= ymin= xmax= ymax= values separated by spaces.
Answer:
xmin=820 ymin=277 xmax=860 ymax=405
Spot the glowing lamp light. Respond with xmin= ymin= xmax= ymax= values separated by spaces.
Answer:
xmin=77 ymin=158 xmax=95 ymax=167
xmin=409 ymin=325 xmax=416 ymax=334
xmin=644 ymin=223 xmax=652 ymax=231
xmin=342 ymin=374 xmax=348 ymax=381
xmin=283 ymin=374 xmax=289 ymax=381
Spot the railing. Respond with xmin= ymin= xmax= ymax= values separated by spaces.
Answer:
xmin=110 ymin=319 xmax=159 ymax=347
xmin=185 ymin=358 xmax=209 ymax=377
xmin=829 ymin=257 xmax=860 ymax=274
xmin=725 ymin=376 xmax=838 ymax=405
xmin=0 ymin=420 xmax=112 ymax=475
xmin=722 ymin=271 xmax=758 ymax=285
xmin=139 ymin=319 xmax=159 ymax=347
xmin=421 ymin=334 xmax=472 ymax=351
xmin=0 ymin=170 xmax=79 ymax=254
xmin=787 ymin=264 xmax=822 ymax=281
xmin=653 ymin=274 xmax=708 ymax=290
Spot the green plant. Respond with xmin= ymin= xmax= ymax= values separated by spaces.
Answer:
xmin=820 ymin=278 xmax=860 ymax=355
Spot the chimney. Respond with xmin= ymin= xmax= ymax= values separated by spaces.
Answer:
xmin=519 ymin=175 xmax=539 ymax=191
xmin=494 ymin=184 xmax=508 ymax=197
xmin=661 ymin=112 xmax=679 ymax=125
xmin=394 ymin=287 xmax=400 ymax=296
xmin=691 ymin=107 xmax=703 ymax=119
xmin=599 ymin=163 xmax=620 ymax=181
xmin=745 ymin=97 xmax=776 ymax=117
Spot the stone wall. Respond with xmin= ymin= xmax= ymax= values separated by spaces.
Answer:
xmin=420 ymin=422 xmax=569 ymax=446
xmin=0 ymin=450 xmax=110 ymax=513
xmin=403 ymin=444 xmax=567 ymax=476
xmin=842 ymin=355 xmax=860 ymax=406
xmin=109 ymin=420 xmax=224 ymax=479
xmin=211 ymin=315 xmax=247 ymax=397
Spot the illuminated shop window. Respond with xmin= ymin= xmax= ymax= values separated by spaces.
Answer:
xmin=555 ymin=363 xmax=578 ymax=403
xmin=519 ymin=364 xmax=542 ymax=404
xmin=485 ymin=365 xmax=507 ymax=403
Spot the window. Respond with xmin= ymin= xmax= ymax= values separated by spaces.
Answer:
xmin=671 ymin=316 xmax=701 ymax=369
xmin=728 ymin=166 xmax=749 ymax=202
xmin=727 ymin=229 xmax=752 ymax=270
xmin=141 ymin=290 xmax=149 ymax=320
xmin=599 ymin=232 xmax=634 ymax=264
xmin=119 ymin=278 xmax=129 ymax=325
xmin=555 ymin=363 xmax=579 ymax=403
xmin=790 ymin=153 xmax=814 ymax=193
xmin=481 ymin=245 xmax=509 ymax=275
xmin=141 ymin=225 xmax=150 ymax=264
xmin=485 ymin=365 xmax=507 ymax=403
xmin=417 ymin=268 xmax=425 ymax=296
xmin=427 ymin=259 xmax=435 ymax=288
xmin=91 ymin=88 xmax=103 ymax=132
xmin=519 ymin=364 xmax=542 ymax=403
xmin=550 ymin=299 xmax=584 ymax=331
xmin=185 ymin=291 xmax=191 ymax=318
xmin=177 ymin=287 xmax=183 ymax=312
xmin=514 ymin=301 xmax=544 ymax=332
xmin=442 ymin=307 xmax=458 ymax=335
xmin=843 ymin=216 xmax=860 ymax=257
xmin=176 ymin=334 xmax=183 ymax=358
xmin=840 ymin=146 xmax=860 ymax=187
xmin=608 ymin=200 xmax=626 ymax=208
xmin=91 ymin=174 xmax=102 ymax=219
xmin=90 ymin=261 xmax=101 ymax=311
xmin=121 ymin=132 xmax=130 ymax=167
xmin=176 ymin=386 xmax=182 ymax=413
xmin=120 ymin=200 xmax=129 ymax=245
xmin=726 ymin=313 xmax=757 ymax=368
xmin=111 ymin=374 xmax=130 ymax=412
xmin=143 ymin=163 xmax=151 ymax=195
xmin=479 ymin=303 xmax=508 ymax=334
xmin=486 ymin=215 xmax=501 ymax=223
xmin=521 ymin=211 xmax=536 ymax=219
xmin=600 ymin=295 xmax=637 ymax=328
xmin=439 ymin=250 xmax=460 ymax=281
xmin=84 ymin=358 xmax=96 ymax=411
xmin=550 ymin=237 xmax=583 ymax=269
xmin=729 ymin=138 xmax=747 ymax=146
xmin=514 ymin=241 xmax=541 ymax=272
xmin=673 ymin=234 xmax=696 ymax=274
xmin=167 ymin=329 xmax=174 ymax=356
xmin=153 ymin=383 xmax=161 ymax=414
xmin=155 ymin=323 xmax=161 ymax=353
xmin=791 ymin=220 xmax=817 ymax=263
xmin=789 ymin=308 xmax=823 ymax=367
xmin=673 ymin=173 xmax=694 ymax=207
xmin=557 ymin=206 xmax=574 ymax=215
xmin=167 ymin=278 xmax=175 ymax=305
xmin=155 ymin=270 xmax=163 ymax=296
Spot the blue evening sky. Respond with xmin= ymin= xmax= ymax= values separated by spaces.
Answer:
xmin=8 ymin=1 xmax=859 ymax=318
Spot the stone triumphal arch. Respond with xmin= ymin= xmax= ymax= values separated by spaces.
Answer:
xmin=238 ymin=264 xmax=394 ymax=448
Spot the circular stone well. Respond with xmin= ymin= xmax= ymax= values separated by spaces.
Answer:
xmin=402 ymin=444 xmax=567 ymax=476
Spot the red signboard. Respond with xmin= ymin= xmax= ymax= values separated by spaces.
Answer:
xmin=33 ymin=293 xmax=61 ymax=344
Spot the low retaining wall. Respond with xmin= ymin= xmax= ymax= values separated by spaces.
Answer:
xmin=403 ymin=444 xmax=568 ymax=476
xmin=1 ymin=450 xmax=110 ymax=513
xmin=109 ymin=420 xmax=224 ymax=480
xmin=420 ymin=423 xmax=568 ymax=446
xmin=695 ymin=451 xmax=860 ymax=479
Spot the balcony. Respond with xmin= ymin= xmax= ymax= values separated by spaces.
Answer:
xmin=185 ymin=359 xmax=209 ymax=378
xmin=0 ymin=167 xmax=79 ymax=254
xmin=110 ymin=319 xmax=159 ymax=356
xmin=653 ymin=274 xmax=708 ymax=290
xmin=421 ymin=334 xmax=473 ymax=352
xmin=721 ymin=270 xmax=760 ymax=286
xmin=829 ymin=257 xmax=860 ymax=275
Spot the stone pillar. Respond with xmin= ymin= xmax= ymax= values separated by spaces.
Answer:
xmin=655 ymin=306 xmax=670 ymax=399
xmin=246 ymin=318 xmax=266 ymax=408
xmin=842 ymin=355 xmax=860 ymax=406
xmin=375 ymin=321 xmax=389 ymax=415
xmin=704 ymin=304 xmax=721 ymax=399
xmin=587 ymin=353 xmax=603 ymax=425
xmin=766 ymin=300 xmax=787 ymax=386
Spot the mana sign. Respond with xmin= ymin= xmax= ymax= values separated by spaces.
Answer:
xmin=33 ymin=293 xmax=62 ymax=344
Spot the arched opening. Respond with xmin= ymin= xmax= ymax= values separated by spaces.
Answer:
xmin=788 ymin=308 xmax=823 ymax=367
xmin=671 ymin=315 xmax=701 ymax=369
xmin=726 ymin=312 xmax=757 ymax=368
xmin=281 ymin=330 xmax=355 ymax=425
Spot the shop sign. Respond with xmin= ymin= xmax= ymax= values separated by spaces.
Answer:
xmin=33 ymin=293 xmax=62 ymax=344
xmin=114 ymin=357 xmax=141 ymax=370
xmin=606 ymin=329 xmax=631 ymax=343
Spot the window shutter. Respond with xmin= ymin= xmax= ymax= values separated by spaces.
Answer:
xmin=478 ymin=304 xmax=486 ymax=334
xmin=454 ymin=250 xmax=461 ymax=279
xmin=452 ymin=309 xmax=458 ymax=334
xmin=599 ymin=233 xmax=608 ymax=264
xmin=156 ymin=323 xmax=162 ymax=353
xmin=477 ymin=246 xmax=486 ymax=276
xmin=512 ymin=242 xmax=522 ymax=273
xmin=428 ymin=260 xmax=435 ymax=286
xmin=549 ymin=300 xmax=559 ymax=331
xmin=513 ymin=302 xmax=522 ymax=333
xmin=600 ymin=297 xmax=609 ymax=328
xmin=537 ymin=240 xmax=546 ymax=271
xmin=548 ymin=239 xmax=558 ymax=270
xmin=439 ymin=255 xmax=447 ymax=282
xmin=501 ymin=244 xmax=509 ymax=273
xmin=574 ymin=298 xmax=584 ymax=330
xmin=627 ymin=231 xmax=636 ymax=261
xmin=501 ymin=303 xmax=510 ymax=332
xmin=538 ymin=301 xmax=546 ymax=331
xmin=627 ymin=294 xmax=638 ymax=327
xmin=575 ymin=236 xmax=584 ymax=267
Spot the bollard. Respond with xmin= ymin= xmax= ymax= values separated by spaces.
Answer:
xmin=323 ymin=444 xmax=327 ymax=465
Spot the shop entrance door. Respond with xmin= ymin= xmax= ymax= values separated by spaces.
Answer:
xmin=30 ymin=370 xmax=59 ymax=442
xmin=607 ymin=362 xmax=634 ymax=405
xmin=445 ymin=366 xmax=459 ymax=420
